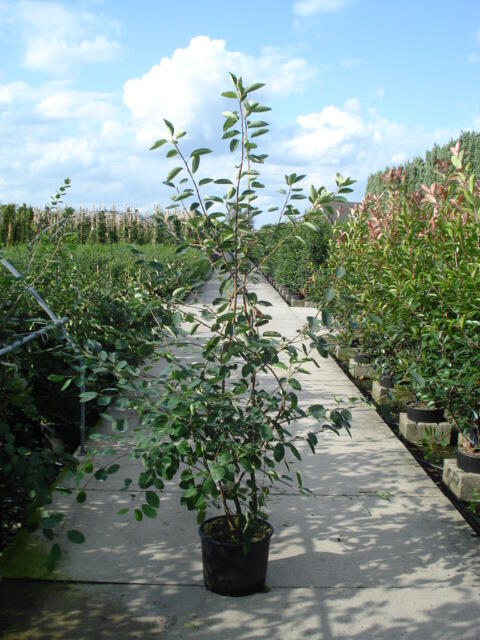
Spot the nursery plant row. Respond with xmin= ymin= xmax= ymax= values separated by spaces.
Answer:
xmin=0 ymin=236 xmax=210 ymax=550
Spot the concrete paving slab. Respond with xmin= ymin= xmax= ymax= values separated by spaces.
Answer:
xmin=8 ymin=489 xmax=478 ymax=590
xmin=0 ymin=583 xmax=478 ymax=640
xmin=2 ymin=581 xmax=480 ymax=640
xmin=2 ymin=272 xmax=480 ymax=638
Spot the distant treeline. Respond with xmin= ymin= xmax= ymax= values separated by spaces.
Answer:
xmin=0 ymin=204 xmax=186 ymax=246
xmin=366 ymin=131 xmax=480 ymax=195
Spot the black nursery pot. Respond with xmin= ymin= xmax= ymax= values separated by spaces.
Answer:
xmin=199 ymin=516 xmax=274 ymax=597
xmin=457 ymin=447 xmax=480 ymax=474
xmin=353 ymin=352 xmax=371 ymax=364
xmin=406 ymin=401 xmax=445 ymax=423
xmin=379 ymin=373 xmax=394 ymax=389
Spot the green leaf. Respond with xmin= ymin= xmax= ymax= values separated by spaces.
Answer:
xmin=117 ymin=508 xmax=129 ymax=515
xmin=273 ymin=443 xmax=285 ymax=462
xmin=167 ymin=166 xmax=183 ymax=181
xmin=80 ymin=391 xmax=98 ymax=403
xmin=321 ymin=309 xmax=332 ymax=327
xmin=60 ymin=378 xmax=72 ymax=391
xmin=245 ymin=82 xmax=265 ymax=94
xmin=191 ymin=155 xmax=200 ymax=173
xmin=146 ymin=491 xmax=160 ymax=508
xmin=45 ymin=544 xmax=61 ymax=572
xmin=289 ymin=378 xmax=302 ymax=390
xmin=222 ymin=91 xmax=237 ymax=99
xmin=261 ymin=424 xmax=273 ymax=441
xmin=324 ymin=287 xmax=335 ymax=303
xmin=48 ymin=374 xmax=65 ymax=382
xmin=250 ymin=128 xmax=269 ymax=138
xmin=309 ymin=404 xmax=326 ymax=420
xmin=76 ymin=491 xmax=86 ymax=504
xmin=107 ymin=464 xmax=120 ymax=474
xmin=149 ymin=138 xmax=168 ymax=150
xmin=230 ymin=139 xmax=240 ymax=153
xmin=94 ymin=468 xmax=108 ymax=481
xmin=164 ymin=119 xmax=174 ymax=135
xmin=67 ymin=529 xmax=85 ymax=544
xmin=335 ymin=265 xmax=346 ymax=279
xmin=190 ymin=148 xmax=212 ymax=157
xmin=134 ymin=509 xmax=143 ymax=521
xmin=248 ymin=120 xmax=269 ymax=128
xmin=209 ymin=463 xmax=225 ymax=482
xmin=141 ymin=504 xmax=157 ymax=518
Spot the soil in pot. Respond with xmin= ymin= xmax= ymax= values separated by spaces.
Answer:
xmin=199 ymin=516 xmax=273 ymax=597
xmin=457 ymin=446 xmax=480 ymax=474
xmin=406 ymin=401 xmax=445 ymax=423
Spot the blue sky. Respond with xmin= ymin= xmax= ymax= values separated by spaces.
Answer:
xmin=1 ymin=0 xmax=479 ymax=223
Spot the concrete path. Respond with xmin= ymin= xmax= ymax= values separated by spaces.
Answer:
xmin=1 ymin=274 xmax=480 ymax=639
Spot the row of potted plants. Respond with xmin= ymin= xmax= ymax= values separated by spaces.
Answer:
xmin=324 ymin=143 xmax=480 ymax=476
xmin=263 ymin=271 xmax=313 ymax=306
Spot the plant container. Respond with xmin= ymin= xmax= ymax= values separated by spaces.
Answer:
xmin=457 ymin=446 xmax=480 ymax=474
xmin=379 ymin=373 xmax=394 ymax=389
xmin=353 ymin=352 xmax=371 ymax=364
xmin=406 ymin=401 xmax=445 ymax=423
xmin=289 ymin=293 xmax=304 ymax=301
xmin=199 ymin=516 xmax=273 ymax=596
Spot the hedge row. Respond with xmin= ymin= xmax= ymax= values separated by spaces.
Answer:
xmin=0 ymin=203 xmax=186 ymax=246
xmin=366 ymin=131 xmax=480 ymax=196
xmin=326 ymin=141 xmax=480 ymax=434
xmin=0 ymin=238 xmax=210 ymax=549
xmin=253 ymin=211 xmax=332 ymax=297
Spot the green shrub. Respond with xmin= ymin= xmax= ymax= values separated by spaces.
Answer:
xmin=328 ymin=141 xmax=480 ymax=434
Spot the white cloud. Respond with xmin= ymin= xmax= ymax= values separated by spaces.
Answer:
xmin=285 ymin=105 xmax=367 ymax=160
xmin=123 ymin=36 xmax=317 ymax=144
xmin=275 ymin=100 xmax=458 ymax=200
xmin=29 ymin=137 xmax=96 ymax=172
xmin=0 ymin=80 xmax=31 ymax=104
xmin=36 ymin=91 xmax=117 ymax=121
xmin=25 ymin=35 xmax=121 ymax=74
xmin=4 ymin=1 xmax=122 ymax=74
xmin=293 ymin=0 xmax=347 ymax=16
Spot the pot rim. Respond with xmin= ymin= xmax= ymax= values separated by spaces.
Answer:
xmin=406 ymin=400 xmax=445 ymax=410
xmin=198 ymin=515 xmax=274 ymax=547
xmin=457 ymin=445 xmax=480 ymax=457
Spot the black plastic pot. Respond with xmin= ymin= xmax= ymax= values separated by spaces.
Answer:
xmin=353 ymin=352 xmax=371 ymax=364
xmin=457 ymin=446 xmax=480 ymax=474
xmin=199 ymin=516 xmax=273 ymax=597
xmin=406 ymin=401 xmax=445 ymax=423
xmin=379 ymin=373 xmax=394 ymax=389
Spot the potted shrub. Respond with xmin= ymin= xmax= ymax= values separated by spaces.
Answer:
xmin=405 ymin=370 xmax=446 ymax=423
xmin=457 ymin=411 xmax=480 ymax=473
xmin=118 ymin=73 xmax=354 ymax=596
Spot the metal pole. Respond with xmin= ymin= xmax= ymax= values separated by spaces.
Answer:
xmin=0 ymin=318 xmax=68 ymax=357
xmin=1 ymin=259 xmax=86 ymax=454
